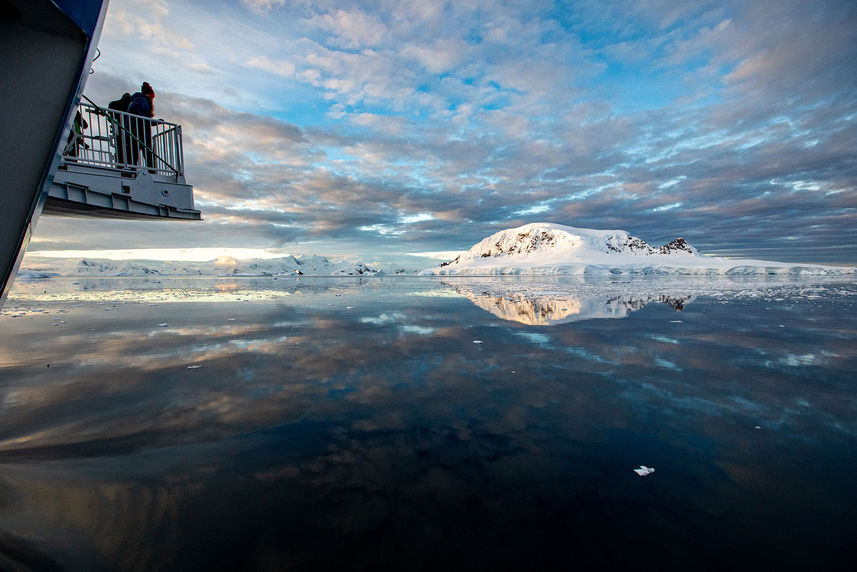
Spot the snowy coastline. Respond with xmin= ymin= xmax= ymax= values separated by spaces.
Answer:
xmin=18 ymin=222 xmax=856 ymax=280
xmin=19 ymin=254 xmax=392 ymax=278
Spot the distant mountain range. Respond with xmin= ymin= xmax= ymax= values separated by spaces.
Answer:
xmin=19 ymin=222 xmax=855 ymax=279
xmin=19 ymin=254 xmax=400 ymax=278
xmin=420 ymin=223 xmax=855 ymax=276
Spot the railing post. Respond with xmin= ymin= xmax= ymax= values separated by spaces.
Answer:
xmin=61 ymin=101 xmax=184 ymax=178
xmin=176 ymin=125 xmax=184 ymax=176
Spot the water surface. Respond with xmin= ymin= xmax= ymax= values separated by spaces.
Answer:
xmin=1 ymin=276 xmax=856 ymax=570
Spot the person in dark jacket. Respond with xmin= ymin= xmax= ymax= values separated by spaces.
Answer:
xmin=127 ymin=82 xmax=156 ymax=169
xmin=108 ymin=92 xmax=132 ymax=164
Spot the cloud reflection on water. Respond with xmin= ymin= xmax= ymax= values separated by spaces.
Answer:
xmin=1 ymin=278 xmax=856 ymax=568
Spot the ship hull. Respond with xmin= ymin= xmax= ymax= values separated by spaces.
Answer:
xmin=0 ymin=0 xmax=109 ymax=304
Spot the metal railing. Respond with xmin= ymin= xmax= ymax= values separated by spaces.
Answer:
xmin=61 ymin=100 xmax=185 ymax=178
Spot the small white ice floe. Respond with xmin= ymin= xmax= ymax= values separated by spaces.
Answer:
xmin=473 ymin=340 xmax=483 ymax=344
xmin=346 ymin=306 xmax=355 ymax=309
xmin=187 ymin=365 xmax=202 ymax=369
xmin=633 ymin=465 xmax=655 ymax=477
xmin=157 ymin=323 xmax=168 ymax=327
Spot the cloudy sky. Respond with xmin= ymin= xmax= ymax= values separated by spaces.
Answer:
xmin=32 ymin=0 xmax=857 ymax=263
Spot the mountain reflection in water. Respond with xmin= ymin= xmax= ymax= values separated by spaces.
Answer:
xmin=1 ymin=276 xmax=856 ymax=570
xmin=448 ymin=281 xmax=691 ymax=324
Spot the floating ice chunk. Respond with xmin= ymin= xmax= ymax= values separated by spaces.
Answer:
xmin=346 ymin=306 xmax=355 ymax=309
xmin=473 ymin=340 xmax=483 ymax=344
xmin=187 ymin=365 xmax=202 ymax=369
xmin=634 ymin=465 xmax=655 ymax=476
xmin=157 ymin=323 xmax=168 ymax=327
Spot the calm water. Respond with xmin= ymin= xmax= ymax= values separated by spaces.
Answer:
xmin=1 ymin=276 xmax=856 ymax=570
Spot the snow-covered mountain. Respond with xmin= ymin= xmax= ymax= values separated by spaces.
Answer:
xmin=20 ymin=254 xmax=389 ymax=277
xmin=220 ymin=255 xmax=340 ymax=276
xmin=331 ymin=263 xmax=386 ymax=276
xmin=420 ymin=222 xmax=855 ymax=276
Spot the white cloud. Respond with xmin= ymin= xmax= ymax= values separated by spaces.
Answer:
xmin=299 ymin=43 xmax=417 ymax=108
xmin=241 ymin=0 xmax=286 ymax=14
xmin=28 ymin=248 xmax=288 ymax=262
xmin=188 ymin=62 xmax=213 ymax=74
xmin=406 ymin=251 xmax=463 ymax=260
xmin=402 ymin=38 xmax=472 ymax=74
xmin=311 ymin=8 xmax=387 ymax=49
xmin=399 ymin=213 xmax=434 ymax=224
xmin=246 ymin=55 xmax=296 ymax=78
xmin=110 ymin=1 xmax=194 ymax=52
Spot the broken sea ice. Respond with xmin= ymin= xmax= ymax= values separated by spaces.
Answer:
xmin=633 ymin=465 xmax=655 ymax=476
